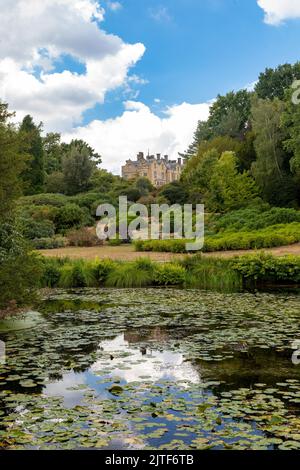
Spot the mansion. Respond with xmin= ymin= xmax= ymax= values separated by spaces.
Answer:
xmin=122 ymin=152 xmax=184 ymax=187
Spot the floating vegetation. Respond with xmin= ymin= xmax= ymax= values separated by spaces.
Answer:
xmin=1 ymin=288 xmax=300 ymax=450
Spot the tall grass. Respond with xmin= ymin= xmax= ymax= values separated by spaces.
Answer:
xmin=40 ymin=253 xmax=300 ymax=292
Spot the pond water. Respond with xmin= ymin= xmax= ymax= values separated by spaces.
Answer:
xmin=1 ymin=288 xmax=300 ymax=450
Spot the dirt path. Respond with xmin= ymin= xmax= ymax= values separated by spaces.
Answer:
xmin=38 ymin=243 xmax=300 ymax=261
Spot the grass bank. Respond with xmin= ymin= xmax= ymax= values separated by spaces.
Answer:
xmin=40 ymin=253 xmax=300 ymax=292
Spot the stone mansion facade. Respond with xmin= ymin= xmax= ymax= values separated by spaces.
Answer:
xmin=122 ymin=152 xmax=184 ymax=187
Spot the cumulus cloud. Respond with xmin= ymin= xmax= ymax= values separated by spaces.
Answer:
xmin=0 ymin=0 xmax=145 ymax=131
xmin=257 ymin=0 xmax=300 ymax=25
xmin=0 ymin=0 xmax=210 ymax=173
xmin=63 ymin=100 xmax=211 ymax=173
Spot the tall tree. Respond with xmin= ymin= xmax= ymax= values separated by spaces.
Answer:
xmin=183 ymin=90 xmax=252 ymax=159
xmin=251 ymin=98 xmax=296 ymax=206
xmin=20 ymin=115 xmax=45 ymax=194
xmin=0 ymin=103 xmax=28 ymax=220
xmin=62 ymin=142 xmax=96 ymax=195
xmin=208 ymin=151 xmax=259 ymax=213
xmin=43 ymin=132 xmax=63 ymax=174
xmin=255 ymin=62 xmax=300 ymax=100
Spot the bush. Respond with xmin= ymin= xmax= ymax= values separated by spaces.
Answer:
xmin=67 ymin=227 xmax=101 ymax=247
xmin=18 ymin=193 xmax=69 ymax=208
xmin=215 ymin=207 xmax=300 ymax=233
xmin=40 ymin=258 xmax=61 ymax=287
xmin=32 ymin=237 xmax=67 ymax=250
xmin=59 ymin=260 xmax=98 ymax=288
xmin=20 ymin=218 xmax=55 ymax=240
xmin=0 ymin=223 xmax=42 ymax=308
xmin=54 ymin=204 xmax=91 ymax=233
xmin=153 ymin=264 xmax=186 ymax=286
xmin=230 ymin=253 xmax=300 ymax=284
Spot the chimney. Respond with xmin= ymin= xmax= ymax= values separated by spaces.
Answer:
xmin=157 ymin=153 xmax=161 ymax=160
xmin=164 ymin=155 xmax=168 ymax=161
xmin=178 ymin=158 xmax=182 ymax=166
xmin=137 ymin=152 xmax=144 ymax=161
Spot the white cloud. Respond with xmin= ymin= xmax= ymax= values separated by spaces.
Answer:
xmin=149 ymin=6 xmax=172 ymax=23
xmin=63 ymin=100 xmax=211 ymax=174
xmin=0 ymin=0 xmax=145 ymax=131
xmin=257 ymin=0 xmax=300 ymax=25
xmin=107 ymin=1 xmax=122 ymax=12
xmin=0 ymin=0 xmax=210 ymax=174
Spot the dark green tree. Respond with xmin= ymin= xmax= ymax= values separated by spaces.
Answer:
xmin=255 ymin=62 xmax=300 ymax=100
xmin=20 ymin=115 xmax=45 ymax=194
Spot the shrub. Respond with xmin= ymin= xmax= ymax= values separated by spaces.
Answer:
xmin=32 ymin=237 xmax=67 ymax=250
xmin=67 ymin=227 xmax=101 ymax=247
xmin=230 ymin=253 xmax=300 ymax=284
xmin=108 ymin=237 xmax=122 ymax=246
xmin=215 ymin=207 xmax=300 ymax=233
xmin=20 ymin=218 xmax=55 ymax=240
xmin=59 ymin=260 xmax=98 ymax=288
xmin=92 ymin=259 xmax=116 ymax=284
xmin=54 ymin=204 xmax=91 ymax=233
xmin=153 ymin=264 xmax=186 ymax=286
xmin=135 ymin=223 xmax=300 ymax=253
xmin=18 ymin=193 xmax=69 ymax=208
xmin=0 ymin=223 xmax=42 ymax=308
xmin=40 ymin=258 xmax=61 ymax=287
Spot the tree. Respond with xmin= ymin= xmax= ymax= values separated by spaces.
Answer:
xmin=61 ymin=139 xmax=101 ymax=166
xmin=183 ymin=90 xmax=252 ymax=159
xmin=20 ymin=115 xmax=45 ymax=194
xmin=251 ymin=97 xmax=297 ymax=206
xmin=208 ymin=152 xmax=259 ymax=213
xmin=0 ymin=103 xmax=41 ymax=311
xmin=0 ymin=103 xmax=28 ymax=220
xmin=159 ymin=181 xmax=189 ymax=205
xmin=43 ymin=133 xmax=63 ymax=174
xmin=255 ymin=62 xmax=300 ymax=100
xmin=62 ymin=143 xmax=96 ymax=195
xmin=282 ymin=88 xmax=300 ymax=185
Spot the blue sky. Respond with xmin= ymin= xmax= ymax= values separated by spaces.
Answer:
xmin=94 ymin=0 xmax=300 ymax=121
xmin=1 ymin=0 xmax=300 ymax=172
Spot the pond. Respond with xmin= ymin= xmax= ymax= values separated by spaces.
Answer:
xmin=1 ymin=288 xmax=300 ymax=450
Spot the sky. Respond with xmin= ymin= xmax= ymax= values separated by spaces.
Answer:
xmin=1 ymin=0 xmax=300 ymax=173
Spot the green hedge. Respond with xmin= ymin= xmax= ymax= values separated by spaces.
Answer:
xmin=32 ymin=237 xmax=67 ymax=250
xmin=134 ymin=223 xmax=300 ymax=253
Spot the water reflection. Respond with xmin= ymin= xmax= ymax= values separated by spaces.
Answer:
xmin=44 ymin=332 xmax=201 ymax=408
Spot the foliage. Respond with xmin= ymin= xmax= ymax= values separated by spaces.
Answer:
xmin=153 ymin=264 xmax=186 ymax=286
xmin=255 ymin=62 xmax=300 ymax=100
xmin=54 ymin=203 xmax=92 ymax=233
xmin=0 ymin=223 xmax=42 ymax=308
xmin=207 ymin=151 xmax=259 ymax=212
xmin=251 ymin=97 xmax=297 ymax=206
xmin=214 ymin=206 xmax=300 ymax=233
xmin=32 ymin=237 xmax=67 ymax=250
xmin=231 ymin=252 xmax=300 ymax=284
xmin=45 ymin=171 xmax=65 ymax=194
xmin=0 ymin=108 xmax=28 ymax=220
xmin=67 ymin=227 xmax=101 ymax=247
xmin=62 ymin=144 xmax=96 ymax=195
xmin=20 ymin=115 xmax=45 ymax=194
xmin=20 ymin=218 xmax=55 ymax=240
xmin=135 ymin=223 xmax=300 ymax=253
